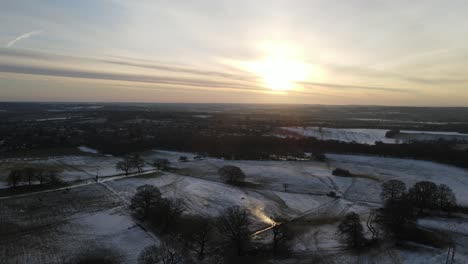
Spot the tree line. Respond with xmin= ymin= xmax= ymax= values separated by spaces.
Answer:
xmin=7 ymin=166 xmax=62 ymax=188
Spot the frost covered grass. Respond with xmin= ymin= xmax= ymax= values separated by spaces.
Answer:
xmin=0 ymin=184 xmax=155 ymax=264
xmin=279 ymin=127 xmax=468 ymax=144
xmin=281 ymin=127 xmax=395 ymax=145
xmin=0 ymin=154 xmax=152 ymax=189
xmin=4 ymin=149 xmax=468 ymax=263
xmin=328 ymin=154 xmax=468 ymax=205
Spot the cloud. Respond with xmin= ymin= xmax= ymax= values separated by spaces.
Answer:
xmin=6 ymin=30 xmax=43 ymax=47
xmin=0 ymin=49 xmax=417 ymax=99
xmin=0 ymin=63 xmax=270 ymax=94
xmin=301 ymin=81 xmax=413 ymax=93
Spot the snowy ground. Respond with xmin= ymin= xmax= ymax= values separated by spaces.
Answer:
xmin=280 ymin=127 xmax=395 ymax=145
xmin=328 ymin=154 xmax=468 ymax=205
xmin=3 ymin=149 xmax=468 ymax=263
xmin=0 ymin=184 xmax=156 ymax=264
xmin=0 ymin=154 xmax=153 ymax=189
xmin=279 ymin=127 xmax=468 ymax=144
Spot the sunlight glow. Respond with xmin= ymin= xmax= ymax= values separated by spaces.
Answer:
xmin=251 ymin=206 xmax=276 ymax=225
xmin=238 ymin=42 xmax=314 ymax=91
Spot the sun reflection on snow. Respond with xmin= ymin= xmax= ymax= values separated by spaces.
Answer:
xmin=251 ymin=206 xmax=276 ymax=225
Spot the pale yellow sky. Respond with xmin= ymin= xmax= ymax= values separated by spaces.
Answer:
xmin=1 ymin=0 xmax=468 ymax=106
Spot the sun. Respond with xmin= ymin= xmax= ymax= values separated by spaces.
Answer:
xmin=237 ymin=42 xmax=311 ymax=91
xmin=251 ymin=56 xmax=310 ymax=91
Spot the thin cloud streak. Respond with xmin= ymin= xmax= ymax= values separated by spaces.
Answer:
xmin=0 ymin=49 xmax=417 ymax=96
xmin=301 ymin=81 xmax=415 ymax=94
xmin=0 ymin=63 xmax=271 ymax=94
xmin=6 ymin=30 xmax=43 ymax=47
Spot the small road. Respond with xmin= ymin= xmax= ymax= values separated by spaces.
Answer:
xmin=251 ymin=198 xmax=340 ymax=237
xmin=0 ymin=169 xmax=158 ymax=201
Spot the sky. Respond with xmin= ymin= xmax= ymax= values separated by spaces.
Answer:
xmin=1 ymin=0 xmax=468 ymax=106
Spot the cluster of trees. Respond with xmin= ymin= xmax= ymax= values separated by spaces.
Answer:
xmin=130 ymin=185 xmax=290 ymax=263
xmin=338 ymin=180 xmax=458 ymax=249
xmin=130 ymin=185 xmax=185 ymax=232
xmin=116 ymin=154 xmax=145 ymax=175
xmin=7 ymin=167 xmax=61 ymax=188
xmin=380 ymin=179 xmax=457 ymax=215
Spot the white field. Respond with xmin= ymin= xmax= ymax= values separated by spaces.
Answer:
xmin=0 ymin=184 xmax=156 ymax=264
xmin=3 ymin=149 xmax=468 ymax=263
xmin=280 ymin=127 xmax=468 ymax=144
xmin=280 ymin=127 xmax=395 ymax=144
xmin=328 ymin=154 xmax=468 ymax=205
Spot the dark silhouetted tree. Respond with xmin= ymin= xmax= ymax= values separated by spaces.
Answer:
xmin=132 ymin=154 xmax=145 ymax=173
xmin=338 ymin=212 xmax=365 ymax=249
xmin=217 ymin=206 xmax=251 ymax=256
xmin=154 ymin=159 xmax=171 ymax=170
xmin=138 ymin=240 xmax=186 ymax=264
xmin=116 ymin=157 xmax=135 ymax=175
xmin=131 ymin=185 xmax=162 ymax=218
xmin=436 ymin=184 xmax=457 ymax=216
xmin=381 ymin=180 xmax=406 ymax=201
xmin=7 ymin=169 xmax=22 ymax=188
xmin=152 ymin=198 xmax=185 ymax=232
xmin=218 ymin=166 xmax=246 ymax=185
xmin=375 ymin=195 xmax=415 ymax=238
xmin=188 ymin=218 xmax=213 ymax=260
xmin=23 ymin=167 xmax=36 ymax=186
xmin=35 ymin=169 xmax=61 ymax=186
xmin=272 ymin=223 xmax=290 ymax=256
xmin=408 ymin=181 xmax=438 ymax=213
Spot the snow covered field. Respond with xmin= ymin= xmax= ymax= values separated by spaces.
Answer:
xmin=279 ymin=127 xmax=468 ymax=144
xmin=0 ymin=154 xmax=154 ymax=189
xmin=3 ymin=149 xmax=468 ymax=263
xmin=280 ymin=127 xmax=395 ymax=144
xmin=0 ymin=184 xmax=155 ymax=264
xmin=328 ymin=154 xmax=468 ymax=205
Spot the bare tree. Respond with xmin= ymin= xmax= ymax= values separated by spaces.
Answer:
xmin=7 ymin=169 xmax=22 ymax=188
xmin=272 ymin=223 xmax=290 ymax=256
xmin=131 ymin=185 xmax=162 ymax=218
xmin=157 ymin=198 xmax=186 ymax=232
xmin=116 ymin=157 xmax=135 ymax=175
xmin=375 ymin=195 xmax=415 ymax=238
xmin=408 ymin=181 xmax=438 ymax=214
xmin=381 ymin=179 xmax=406 ymax=201
xmin=23 ymin=167 xmax=36 ymax=186
xmin=138 ymin=241 xmax=186 ymax=264
xmin=132 ymin=153 xmax=145 ymax=173
xmin=436 ymin=184 xmax=457 ymax=216
xmin=218 ymin=166 xmax=246 ymax=185
xmin=189 ymin=218 xmax=213 ymax=260
xmin=217 ymin=206 xmax=251 ymax=256
xmin=35 ymin=169 xmax=61 ymax=186
xmin=154 ymin=159 xmax=171 ymax=170
xmin=338 ymin=212 xmax=365 ymax=249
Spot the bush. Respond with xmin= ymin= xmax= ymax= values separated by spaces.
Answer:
xmin=218 ymin=166 xmax=246 ymax=185
xmin=385 ymin=129 xmax=400 ymax=138
xmin=332 ymin=168 xmax=352 ymax=177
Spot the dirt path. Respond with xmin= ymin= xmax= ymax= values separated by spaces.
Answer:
xmin=0 ymin=169 xmax=158 ymax=201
